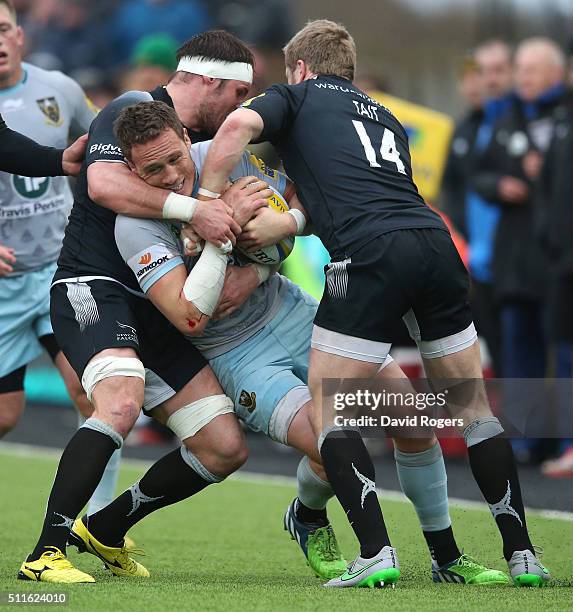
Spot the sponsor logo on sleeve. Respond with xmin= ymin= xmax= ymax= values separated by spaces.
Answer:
xmin=127 ymin=244 xmax=176 ymax=283
xmin=89 ymin=142 xmax=124 ymax=158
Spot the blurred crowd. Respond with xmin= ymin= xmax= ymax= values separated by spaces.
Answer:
xmin=13 ymin=0 xmax=293 ymax=106
xmin=441 ymin=37 xmax=573 ymax=476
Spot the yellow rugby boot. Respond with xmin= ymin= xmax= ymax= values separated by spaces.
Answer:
xmin=18 ymin=547 xmax=95 ymax=583
xmin=69 ymin=517 xmax=149 ymax=578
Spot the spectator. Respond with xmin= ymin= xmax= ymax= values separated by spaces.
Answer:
xmin=25 ymin=0 xmax=113 ymax=74
xmin=464 ymin=40 xmax=514 ymax=377
xmin=211 ymin=0 xmax=293 ymax=48
xmin=442 ymin=54 xmax=483 ymax=239
xmin=473 ymin=37 xmax=568 ymax=461
xmin=536 ymin=86 xmax=573 ymax=478
xmin=111 ymin=0 xmax=212 ymax=66
xmin=119 ymin=33 xmax=178 ymax=94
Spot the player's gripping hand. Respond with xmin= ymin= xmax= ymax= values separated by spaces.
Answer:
xmin=239 ymin=206 xmax=297 ymax=252
xmin=62 ymin=134 xmax=89 ymax=176
xmin=192 ymin=197 xmax=242 ymax=247
xmin=222 ymin=176 xmax=272 ymax=228
xmin=181 ymin=223 xmax=204 ymax=256
xmin=0 ymin=244 xmax=16 ymax=276
xmin=212 ymin=265 xmax=260 ymax=320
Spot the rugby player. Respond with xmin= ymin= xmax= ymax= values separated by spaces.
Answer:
xmin=18 ymin=30 xmax=263 ymax=584
xmin=0 ymin=0 xmax=96 ymax=439
xmin=105 ymin=100 xmax=507 ymax=586
xmin=197 ymin=20 xmax=550 ymax=587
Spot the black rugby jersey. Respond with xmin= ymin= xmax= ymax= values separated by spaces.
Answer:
xmin=54 ymin=87 xmax=210 ymax=291
xmin=0 ymin=112 xmax=63 ymax=177
xmin=246 ymin=76 xmax=446 ymax=259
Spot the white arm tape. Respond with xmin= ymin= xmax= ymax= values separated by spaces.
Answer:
xmin=182 ymin=241 xmax=228 ymax=316
xmin=287 ymin=208 xmax=307 ymax=235
xmin=197 ymin=187 xmax=221 ymax=199
xmin=163 ymin=192 xmax=198 ymax=222
xmin=253 ymin=263 xmax=271 ymax=284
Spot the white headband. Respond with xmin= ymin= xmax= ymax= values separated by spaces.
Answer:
xmin=177 ymin=55 xmax=253 ymax=84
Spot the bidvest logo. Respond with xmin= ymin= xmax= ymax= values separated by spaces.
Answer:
xmin=89 ymin=142 xmax=122 ymax=156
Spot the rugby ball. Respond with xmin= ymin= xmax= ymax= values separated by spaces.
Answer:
xmin=237 ymin=186 xmax=295 ymax=266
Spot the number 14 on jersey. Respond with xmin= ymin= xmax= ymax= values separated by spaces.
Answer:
xmin=352 ymin=120 xmax=406 ymax=174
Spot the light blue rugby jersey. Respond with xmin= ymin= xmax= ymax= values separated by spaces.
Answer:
xmin=115 ymin=141 xmax=290 ymax=358
xmin=0 ymin=63 xmax=97 ymax=275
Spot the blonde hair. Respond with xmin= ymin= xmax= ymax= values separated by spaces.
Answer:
xmin=283 ymin=19 xmax=356 ymax=81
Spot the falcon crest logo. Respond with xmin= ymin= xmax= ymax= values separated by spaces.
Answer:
xmin=36 ymin=97 xmax=63 ymax=126
xmin=239 ymin=390 xmax=257 ymax=413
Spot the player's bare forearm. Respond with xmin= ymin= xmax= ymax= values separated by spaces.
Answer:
xmin=200 ymin=108 xmax=265 ymax=194
xmin=147 ymin=266 xmax=208 ymax=336
xmin=88 ymin=162 xmax=170 ymax=218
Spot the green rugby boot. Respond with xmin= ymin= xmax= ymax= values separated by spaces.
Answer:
xmin=284 ymin=498 xmax=347 ymax=580
xmin=433 ymin=553 xmax=510 ymax=585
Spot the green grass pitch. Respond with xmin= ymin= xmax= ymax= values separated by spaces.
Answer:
xmin=1 ymin=448 xmax=572 ymax=611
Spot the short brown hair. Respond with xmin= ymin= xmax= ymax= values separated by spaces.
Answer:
xmin=284 ymin=20 xmax=356 ymax=81
xmin=0 ymin=0 xmax=17 ymax=20
xmin=114 ymin=101 xmax=186 ymax=160
xmin=176 ymin=30 xmax=254 ymax=67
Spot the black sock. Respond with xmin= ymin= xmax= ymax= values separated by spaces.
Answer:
xmin=87 ymin=448 xmax=212 ymax=546
xmin=320 ymin=429 xmax=391 ymax=558
xmin=467 ymin=435 xmax=532 ymax=560
xmin=31 ymin=428 xmax=118 ymax=560
xmin=295 ymin=499 xmax=328 ymax=526
xmin=423 ymin=526 xmax=461 ymax=567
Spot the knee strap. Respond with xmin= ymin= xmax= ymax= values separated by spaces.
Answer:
xmin=81 ymin=356 xmax=145 ymax=401
xmin=166 ymin=394 xmax=234 ymax=440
